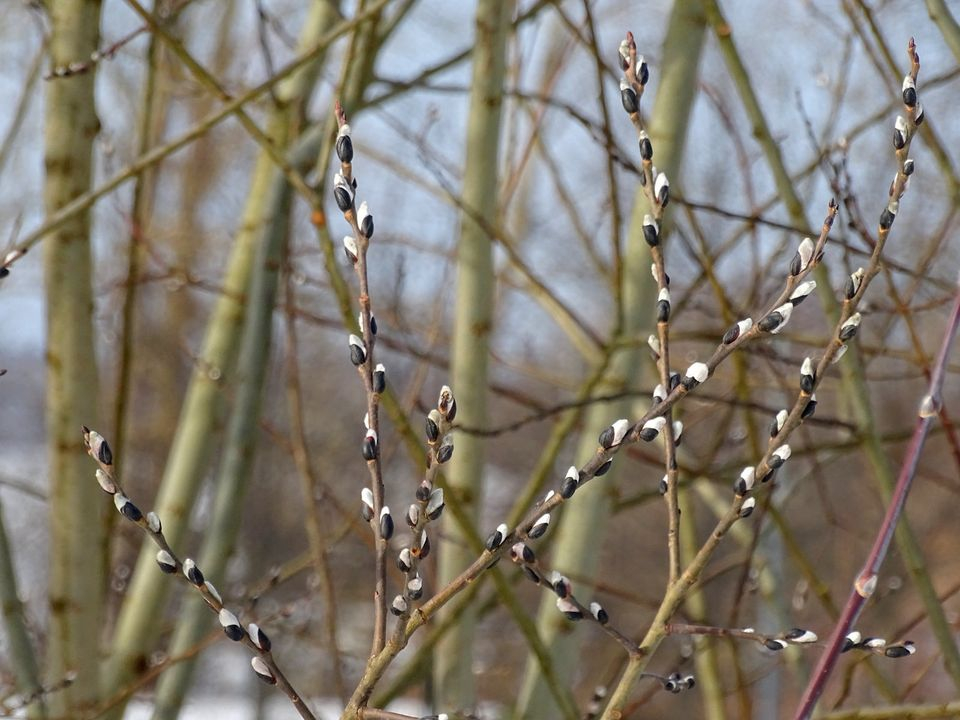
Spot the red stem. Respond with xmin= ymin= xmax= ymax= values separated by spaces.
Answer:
xmin=794 ymin=272 xmax=960 ymax=719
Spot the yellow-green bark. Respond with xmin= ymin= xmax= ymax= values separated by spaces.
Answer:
xmin=43 ymin=1 xmax=105 ymax=716
xmin=101 ymin=5 xmax=338 ymax=710
xmin=434 ymin=0 xmax=514 ymax=711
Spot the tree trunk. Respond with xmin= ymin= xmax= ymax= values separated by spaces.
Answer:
xmin=433 ymin=0 xmax=514 ymax=712
xmin=43 ymin=1 xmax=105 ymax=717
xmin=101 ymin=5 xmax=338 ymax=711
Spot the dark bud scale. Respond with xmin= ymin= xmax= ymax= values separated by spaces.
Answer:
xmin=373 ymin=364 xmax=386 ymax=394
xmin=362 ymin=432 xmax=378 ymax=461
xmin=879 ymin=207 xmax=896 ymax=230
xmin=642 ymin=215 xmax=659 ymax=247
xmin=334 ymin=186 xmax=353 ymax=213
xmin=758 ymin=311 xmax=783 ymax=332
xmin=184 ymin=559 xmax=204 ymax=587
xmin=379 ymin=507 xmax=394 ymax=540
xmin=249 ymin=623 xmax=272 ymax=652
xmin=485 ymin=523 xmax=508 ymax=551
xmin=639 ymin=135 xmax=653 ymax=161
xmin=336 ymin=134 xmax=353 ymax=163
xmin=436 ymin=439 xmax=454 ymax=464
xmin=656 ymin=298 xmax=670 ymax=323
xmin=425 ymin=416 xmax=440 ymax=443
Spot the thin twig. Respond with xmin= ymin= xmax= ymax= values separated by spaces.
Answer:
xmin=794 ymin=265 xmax=960 ymax=719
